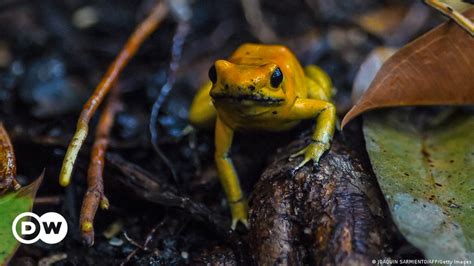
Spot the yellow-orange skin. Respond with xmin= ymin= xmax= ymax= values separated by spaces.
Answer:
xmin=189 ymin=44 xmax=336 ymax=228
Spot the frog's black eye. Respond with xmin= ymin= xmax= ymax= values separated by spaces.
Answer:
xmin=208 ymin=65 xmax=217 ymax=83
xmin=270 ymin=67 xmax=283 ymax=88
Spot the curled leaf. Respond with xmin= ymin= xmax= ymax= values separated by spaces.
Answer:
xmin=342 ymin=8 xmax=474 ymax=128
xmin=0 ymin=122 xmax=19 ymax=193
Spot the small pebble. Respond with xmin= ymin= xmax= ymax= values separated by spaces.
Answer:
xmin=304 ymin=227 xmax=311 ymax=234
xmin=109 ymin=237 xmax=124 ymax=247
xmin=72 ymin=6 xmax=99 ymax=29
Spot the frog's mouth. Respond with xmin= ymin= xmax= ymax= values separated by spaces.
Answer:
xmin=211 ymin=93 xmax=284 ymax=105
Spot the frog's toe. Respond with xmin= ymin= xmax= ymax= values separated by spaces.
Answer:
xmin=295 ymin=156 xmax=311 ymax=170
xmin=293 ymin=142 xmax=330 ymax=169
xmin=231 ymin=216 xmax=249 ymax=230
xmin=229 ymin=199 xmax=249 ymax=230
xmin=290 ymin=147 xmax=306 ymax=159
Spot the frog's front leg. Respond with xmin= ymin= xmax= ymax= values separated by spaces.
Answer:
xmin=214 ymin=117 xmax=248 ymax=229
xmin=288 ymin=99 xmax=336 ymax=169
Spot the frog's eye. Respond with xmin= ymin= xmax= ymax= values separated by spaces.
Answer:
xmin=208 ymin=65 xmax=217 ymax=83
xmin=270 ymin=67 xmax=283 ymax=88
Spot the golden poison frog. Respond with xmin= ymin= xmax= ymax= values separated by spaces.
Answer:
xmin=188 ymin=44 xmax=336 ymax=228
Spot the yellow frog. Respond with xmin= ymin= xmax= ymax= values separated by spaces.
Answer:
xmin=188 ymin=43 xmax=336 ymax=229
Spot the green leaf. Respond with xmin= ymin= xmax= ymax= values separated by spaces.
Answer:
xmin=0 ymin=173 xmax=43 ymax=264
xmin=363 ymin=109 xmax=474 ymax=260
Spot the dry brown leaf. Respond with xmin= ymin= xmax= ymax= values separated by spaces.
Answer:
xmin=342 ymin=8 xmax=474 ymax=128
xmin=0 ymin=122 xmax=19 ymax=194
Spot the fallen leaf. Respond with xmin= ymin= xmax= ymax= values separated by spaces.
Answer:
xmin=342 ymin=8 xmax=474 ymax=128
xmin=0 ymin=173 xmax=43 ymax=264
xmin=0 ymin=122 xmax=17 ymax=193
xmin=363 ymin=109 xmax=474 ymax=261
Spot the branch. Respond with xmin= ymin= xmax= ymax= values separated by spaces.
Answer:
xmin=79 ymin=87 xmax=122 ymax=246
xmin=59 ymin=1 xmax=169 ymax=187
xmin=249 ymin=133 xmax=389 ymax=264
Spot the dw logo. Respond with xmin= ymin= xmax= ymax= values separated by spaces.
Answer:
xmin=11 ymin=212 xmax=68 ymax=244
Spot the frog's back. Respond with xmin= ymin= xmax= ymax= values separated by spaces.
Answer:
xmin=228 ymin=44 xmax=299 ymax=71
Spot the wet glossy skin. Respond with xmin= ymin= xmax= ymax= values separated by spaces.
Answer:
xmin=189 ymin=43 xmax=336 ymax=228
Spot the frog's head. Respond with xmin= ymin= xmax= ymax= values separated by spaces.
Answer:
xmin=209 ymin=60 xmax=287 ymax=107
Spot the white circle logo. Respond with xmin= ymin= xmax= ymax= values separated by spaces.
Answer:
xmin=12 ymin=212 xmax=68 ymax=244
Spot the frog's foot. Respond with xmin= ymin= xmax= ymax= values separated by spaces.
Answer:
xmin=290 ymin=141 xmax=330 ymax=170
xmin=229 ymin=198 xmax=249 ymax=230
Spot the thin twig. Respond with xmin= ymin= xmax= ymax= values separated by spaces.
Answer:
xmin=59 ymin=1 xmax=169 ymax=187
xmin=425 ymin=0 xmax=474 ymax=36
xmin=121 ymin=232 xmax=142 ymax=266
xmin=80 ymin=87 xmax=122 ymax=247
xmin=143 ymin=218 xmax=167 ymax=251
xmin=0 ymin=122 xmax=20 ymax=194
xmin=106 ymin=153 xmax=229 ymax=236
xmin=123 ymin=232 xmax=145 ymax=250
xmin=121 ymin=218 xmax=167 ymax=265
xmin=121 ymin=246 xmax=139 ymax=266
xmin=149 ymin=20 xmax=190 ymax=183
xmin=34 ymin=196 xmax=62 ymax=205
